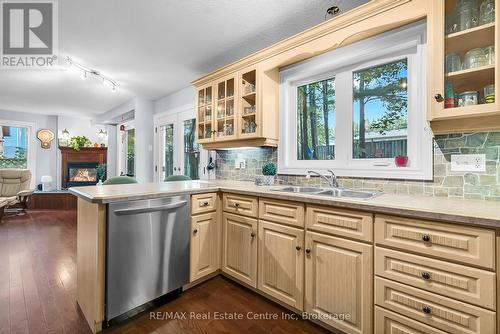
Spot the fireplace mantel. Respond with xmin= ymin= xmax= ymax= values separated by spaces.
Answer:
xmin=60 ymin=147 xmax=107 ymax=189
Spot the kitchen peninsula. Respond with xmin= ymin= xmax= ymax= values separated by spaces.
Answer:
xmin=70 ymin=180 xmax=500 ymax=334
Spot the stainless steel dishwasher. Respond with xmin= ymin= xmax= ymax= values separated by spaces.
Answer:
xmin=106 ymin=195 xmax=190 ymax=321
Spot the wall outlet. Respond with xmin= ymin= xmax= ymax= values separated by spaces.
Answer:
xmin=450 ymin=154 xmax=486 ymax=172
xmin=234 ymin=153 xmax=246 ymax=170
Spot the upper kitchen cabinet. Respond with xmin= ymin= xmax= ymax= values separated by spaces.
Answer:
xmin=197 ymin=83 xmax=214 ymax=144
xmin=194 ymin=64 xmax=279 ymax=149
xmin=430 ymin=0 xmax=500 ymax=133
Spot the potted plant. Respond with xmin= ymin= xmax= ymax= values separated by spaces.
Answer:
xmin=261 ymin=162 xmax=277 ymax=185
xmin=69 ymin=136 xmax=90 ymax=151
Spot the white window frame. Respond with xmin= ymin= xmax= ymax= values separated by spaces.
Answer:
xmin=117 ymin=120 xmax=135 ymax=177
xmin=279 ymin=21 xmax=432 ymax=180
xmin=0 ymin=119 xmax=36 ymax=187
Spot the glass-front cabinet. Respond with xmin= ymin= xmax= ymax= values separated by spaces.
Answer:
xmin=197 ymin=83 xmax=214 ymax=143
xmin=215 ymin=75 xmax=237 ymax=141
xmin=432 ymin=0 xmax=499 ymax=122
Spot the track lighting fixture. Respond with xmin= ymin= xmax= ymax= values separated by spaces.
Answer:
xmin=66 ymin=56 xmax=118 ymax=92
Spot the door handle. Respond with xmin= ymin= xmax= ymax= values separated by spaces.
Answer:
xmin=113 ymin=201 xmax=187 ymax=216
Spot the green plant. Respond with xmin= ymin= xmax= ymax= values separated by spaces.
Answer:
xmin=262 ymin=162 xmax=277 ymax=176
xmin=69 ymin=136 xmax=90 ymax=151
xmin=96 ymin=164 xmax=107 ymax=181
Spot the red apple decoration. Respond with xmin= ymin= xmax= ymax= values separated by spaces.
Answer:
xmin=395 ymin=155 xmax=408 ymax=167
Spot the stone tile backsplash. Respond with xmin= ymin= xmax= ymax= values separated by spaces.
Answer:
xmin=215 ymin=131 xmax=500 ymax=201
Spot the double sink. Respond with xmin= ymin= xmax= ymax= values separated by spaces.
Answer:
xmin=271 ymin=186 xmax=380 ymax=199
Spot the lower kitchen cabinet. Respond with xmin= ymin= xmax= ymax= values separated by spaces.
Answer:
xmin=257 ymin=220 xmax=304 ymax=310
xmin=190 ymin=211 xmax=220 ymax=282
xmin=222 ymin=212 xmax=258 ymax=287
xmin=305 ymin=231 xmax=373 ymax=334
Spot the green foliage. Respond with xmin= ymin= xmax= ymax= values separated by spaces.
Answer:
xmin=69 ymin=136 xmax=90 ymax=151
xmin=262 ymin=162 xmax=277 ymax=176
xmin=96 ymin=164 xmax=107 ymax=181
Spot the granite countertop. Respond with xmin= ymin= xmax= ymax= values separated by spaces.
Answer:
xmin=69 ymin=180 xmax=500 ymax=228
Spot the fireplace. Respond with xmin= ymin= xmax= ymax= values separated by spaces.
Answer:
xmin=60 ymin=147 xmax=107 ymax=189
xmin=67 ymin=162 xmax=99 ymax=187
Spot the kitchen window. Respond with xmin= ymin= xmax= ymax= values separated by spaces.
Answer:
xmin=279 ymin=21 xmax=432 ymax=180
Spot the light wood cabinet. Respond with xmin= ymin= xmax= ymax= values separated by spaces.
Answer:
xmin=375 ymin=277 xmax=496 ymax=334
xmin=215 ymin=74 xmax=238 ymax=141
xmin=375 ymin=306 xmax=449 ymax=334
xmin=306 ymin=205 xmax=373 ymax=242
xmin=191 ymin=192 xmax=217 ymax=215
xmin=259 ymin=198 xmax=304 ymax=228
xmin=222 ymin=193 xmax=258 ymax=218
xmin=374 ymin=214 xmax=496 ymax=269
xmin=304 ymin=231 xmax=373 ymax=334
xmin=190 ymin=212 xmax=220 ymax=282
xmin=375 ymin=247 xmax=496 ymax=310
xmin=257 ymin=220 xmax=304 ymax=310
xmin=222 ymin=212 xmax=258 ymax=287
xmin=429 ymin=0 xmax=500 ymax=134
xmin=196 ymin=83 xmax=214 ymax=143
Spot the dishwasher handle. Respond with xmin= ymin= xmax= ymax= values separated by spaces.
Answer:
xmin=113 ymin=200 xmax=187 ymax=216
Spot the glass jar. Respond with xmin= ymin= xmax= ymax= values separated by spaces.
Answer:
xmin=479 ymin=0 xmax=495 ymax=25
xmin=445 ymin=53 xmax=461 ymax=73
xmin=463 ymin=48 xmax=487 ymax=69
xmin=484 ymin=84 xmax=495 ymax=103
xmin=483 ymin=45 xmax=495 ymax=65
xmin=455 ymin=0 xmax=479 ymax=31
xmin=445 ymin=12 xmax=458 ymax=34
xmin=458 ymin=91 xmax=480 ymax=106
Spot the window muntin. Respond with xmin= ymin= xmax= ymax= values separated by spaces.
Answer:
xmin=352 ymin=59 xmax=408 ymax=159
xmin=0 ymin=126 xmax=28 ymax=169
xmin=297 ymin=78 xmax=335 ymax=160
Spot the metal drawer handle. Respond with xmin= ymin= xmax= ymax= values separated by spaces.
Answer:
xmin=113 ymin=201 xmax=187 ymax=216
xmin=200 ymin=201 xmax=210 ymax=207
xmin=422 ymin=305 xmax=432 ymax=314
xmin=233 ymin=202 xmax=240 ymax=208
xmin=421 ymin=234 xmax=431 ymax=242
xmin=421 ymin=272 xmax=431 ymax=280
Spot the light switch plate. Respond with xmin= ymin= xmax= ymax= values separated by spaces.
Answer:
xmin=234 ymin=153 xmax=246 ymax=170
xmin=450 ymin=154 xmax=486 ymax=172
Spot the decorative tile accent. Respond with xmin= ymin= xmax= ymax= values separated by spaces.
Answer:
xmin=215 ymin=132 xmax=500 ymax=200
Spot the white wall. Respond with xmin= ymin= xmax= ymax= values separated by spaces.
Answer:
xmin=154 ymin=86 xmax=195 ymax=114
xmin=0 ymin=109 xmax=58 ymax=188
xmin=57 ymin=115 xmax=107 ymax=144
xmin=134 ymin=98 xmax=155 ymax=182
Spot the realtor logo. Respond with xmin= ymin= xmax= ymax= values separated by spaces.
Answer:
xmin=1 ymin=0 xmax=58 ymax=69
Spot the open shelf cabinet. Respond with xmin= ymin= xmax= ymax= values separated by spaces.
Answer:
xmin=430 ymin=0 xmax=500 ymax=132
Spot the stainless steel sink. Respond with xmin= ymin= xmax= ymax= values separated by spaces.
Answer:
xmin=271 ymin=186 xmax=327 ymax=194
xmin=317 ymin=189 xmax=380 ymax=199
xmin=272 ymin=186 xmax=380 ymax=199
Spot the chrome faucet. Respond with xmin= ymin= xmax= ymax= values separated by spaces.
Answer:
xmin=307 ymin=170 xmax=339 ymax=188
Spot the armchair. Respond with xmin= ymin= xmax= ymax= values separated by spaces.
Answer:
xmin=0 ymin=169 xmax=35 ymax=217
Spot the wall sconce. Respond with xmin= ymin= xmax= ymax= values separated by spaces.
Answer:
xmin=98 ymin=129 xmax=108 ymax=141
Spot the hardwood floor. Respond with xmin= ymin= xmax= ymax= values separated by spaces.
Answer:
xmin=0 ymin=211 xmax=330 ymax=334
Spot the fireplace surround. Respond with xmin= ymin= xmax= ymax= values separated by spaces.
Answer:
xmin=60 ymin=147 xmax=107 ymax=189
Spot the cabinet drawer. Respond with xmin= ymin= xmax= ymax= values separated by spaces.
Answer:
xmin=375 ymin=247 xmax=496 ymax=310
xmin=223 ymin=193 xmax=258 ymax=218
xmin=375 ymin=277 xmax=496 ymax=334
xmin=306 ymin=205 xmax=372 ymax=242
xmin=259 ymin=199 xmax=304 ymax=227
xmin=375 ymin=307 xmax=448 ymax=334
xmin=191 ymin=193 xmax=217 ymax=215
xmin=374 ymin=215 xmax=495 ymax=269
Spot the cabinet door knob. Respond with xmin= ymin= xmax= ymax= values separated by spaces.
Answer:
xmin=250 ymin=232 xmax=256 ymax=238
xmin=305 ymin=248 xmax=311 ymax=254
xmin=422 ymin=305 xmax=432 ymax=314
xmin=201 ymin=201 xmax=209 ymax=207
xmin=193 ymin=229 xmax=198 ymax=234
xmin=421 ymin=272 xmax=431 ymax=280
xmin=434 ymin=94 xmax=444 ymax=102
xmin=422 ymin=234 xmax=431 ymax=242
xmin=234 ymin=202 xmax=240 ymax=207
xmin=296 ymin=246 xmax=301 ymax=251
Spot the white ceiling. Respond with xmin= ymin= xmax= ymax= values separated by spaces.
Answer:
xmin=0 ymin=0 xmax=369 ymax=117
